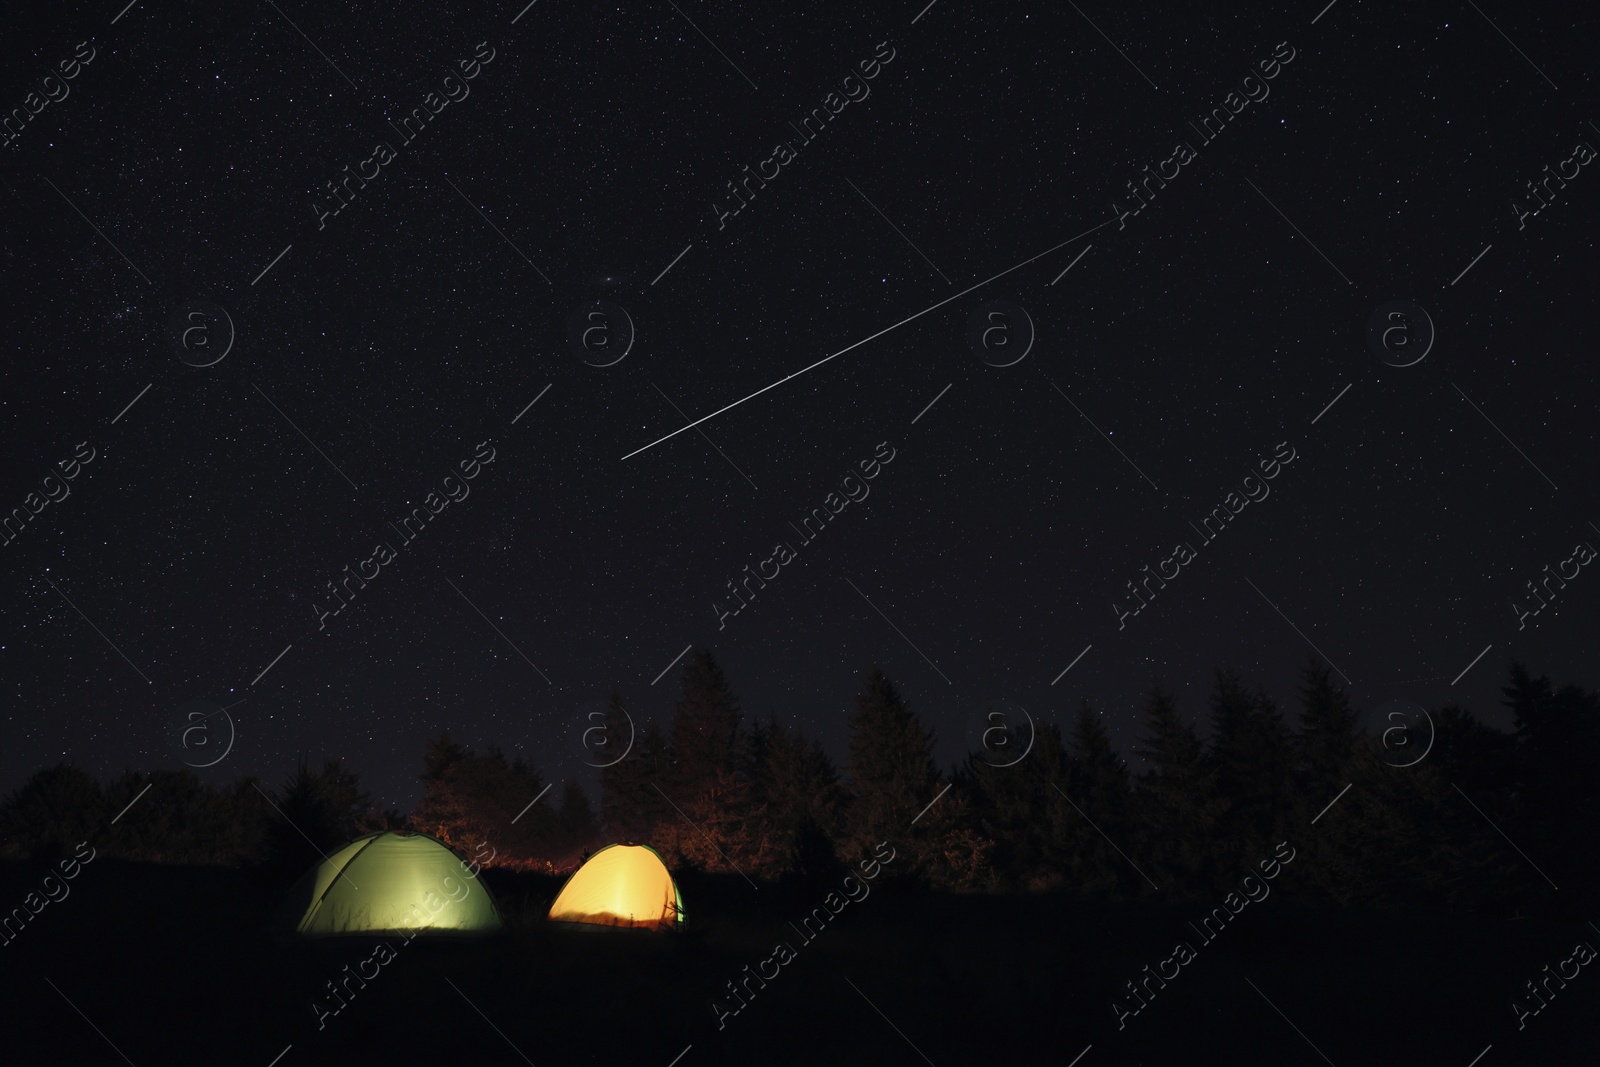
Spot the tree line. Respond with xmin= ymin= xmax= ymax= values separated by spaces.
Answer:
xmin=2 ymin=649 xmax=1595 ymax=913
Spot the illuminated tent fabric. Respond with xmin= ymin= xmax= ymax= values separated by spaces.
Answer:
xmin=547 ymin=844 xmax=685 ymax=931
xmin=287 ymin=830 xmax=505 ymax=937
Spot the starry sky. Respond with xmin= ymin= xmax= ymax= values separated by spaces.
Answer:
xmin=2 ymin=0 xmax=1596 ymax=813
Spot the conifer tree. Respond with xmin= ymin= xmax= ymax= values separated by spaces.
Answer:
xmin=1503 ymin=662 xmax=1600 ymax=896
xmin=558 ymin=781 xmax=599 ymax=856
xmin=1132 ymin=684 xmax=1222 ymax=892
xmin=263 ymin=756 xmax=374 ymax=874
xmin=631 ymin=718 xmax=674 ymax=836
xmin=1294 ymin=656 xmax=1362 ymax=802
xmin=1431 ymin=702 xmax=1515 ymax=794
xmin=1024 ymin=718 xmax=1076 ymax=889
xmin=421 ymin=731 xmax=466 ymax=785
xmin=595 ymin=690 xmax=679 ymax=847
xmin=1206 ymin=668 xmax=1295 ymax=870
xmin=598 ymin=692 xmax=644 ymax=838
xmin=411 ymin=742 xmax=556 ymax=864
xmin=753 ymin=716 xmax=844 ymax=881
xmin=670 ymin=648 xmax=743 ymax=789
xmin=660 ymin=648 xmax=756 ymax=872
xmin=844 ymin=666 xmax=940 ymax=870
xmin=967 ymin=708 xmax=1079 ymax=891
xmin=0 ymin=764 xmax=106 ymax=862
xmin=1064 ymin=699 xmax=1139 ymax=896
xmin=1303 ymin=730 xmax=1524 ymax=911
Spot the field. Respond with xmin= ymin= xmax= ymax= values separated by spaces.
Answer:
xmin=3 ymin=859 xmax=1596 ymax=1066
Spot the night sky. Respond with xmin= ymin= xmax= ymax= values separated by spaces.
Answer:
xmin=2 ymin=0 xmax=1596 ymax=815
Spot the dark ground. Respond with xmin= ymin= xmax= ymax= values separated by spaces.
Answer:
xmin=1 ymin=859 xmax=1596 ymax=1066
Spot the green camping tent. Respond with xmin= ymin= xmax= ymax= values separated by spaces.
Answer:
xmin=287 ymin=830 xmax=505 ymax=937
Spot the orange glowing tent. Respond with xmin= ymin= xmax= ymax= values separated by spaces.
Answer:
xmin=547 ymin=843 xmax=685 ymax=931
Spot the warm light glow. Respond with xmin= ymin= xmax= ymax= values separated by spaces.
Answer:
xmin=547 ymin=844 xmax=682 ymax=929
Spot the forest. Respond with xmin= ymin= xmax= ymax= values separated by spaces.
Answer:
xmin=4 ymin=649 xmax=1593 ymax=918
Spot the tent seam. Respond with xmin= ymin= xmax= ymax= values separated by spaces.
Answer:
xmin=296 ymin=831 xmax=387 ymax=934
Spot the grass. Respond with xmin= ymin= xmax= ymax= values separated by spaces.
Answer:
xmin=0 ymin=859 xmax=1595 ymax=1065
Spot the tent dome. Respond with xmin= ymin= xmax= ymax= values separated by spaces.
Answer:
xmin=547 ymin=844 xmax=684 ymax=931
xmin=287 ymin=830 xmax=505 ymax=938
